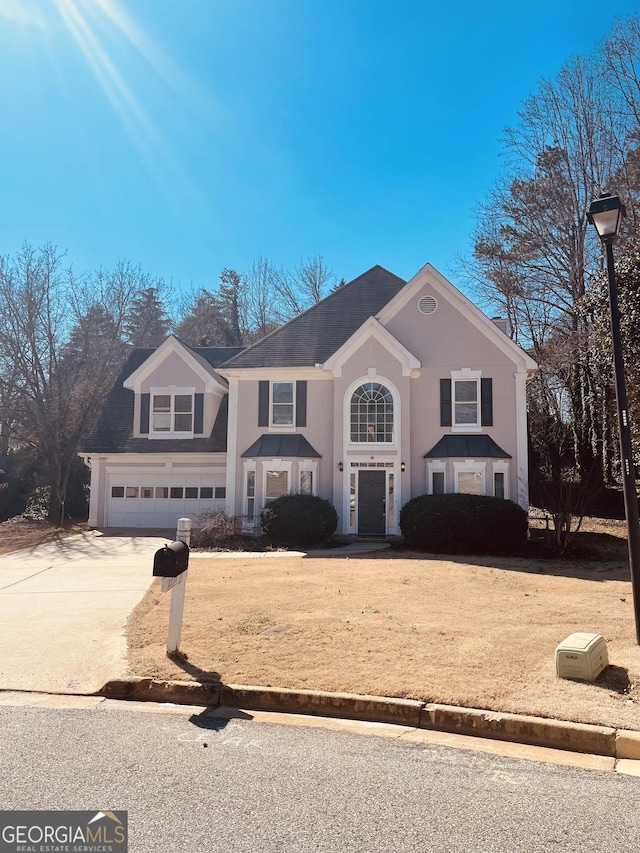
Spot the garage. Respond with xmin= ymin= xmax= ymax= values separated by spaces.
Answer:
xmin=107 ymin=471 xmax=227 ymax=528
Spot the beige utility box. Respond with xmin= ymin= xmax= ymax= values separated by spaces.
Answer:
xmin=555 ymin=632 xmax=608 ymax=681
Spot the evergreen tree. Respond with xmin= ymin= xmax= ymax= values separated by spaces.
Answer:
xmin=123 ymin=285 xmax=171 ymax=346
xmin=176 ymin=269 xmax=244 ymax=347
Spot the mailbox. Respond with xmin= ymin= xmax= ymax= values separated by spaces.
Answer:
xmin=153 ymin=541 xmax=190 ymax=578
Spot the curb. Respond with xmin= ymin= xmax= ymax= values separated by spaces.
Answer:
xmin=98 ymin=677 xmax=640 ymax=759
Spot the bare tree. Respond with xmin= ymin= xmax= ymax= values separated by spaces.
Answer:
xmin=0 ymin=245 xmax=146 ymax=524
xmin=466 ymin=51 xmax=631 ymax=484
xmin=273 ymin=254 xmax=334 ymax=320
xmin=242 ymin=256 xmax=281 ymax=338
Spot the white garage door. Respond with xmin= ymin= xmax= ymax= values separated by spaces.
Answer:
xmin=107 ymin=472 xmax=227 ymax=528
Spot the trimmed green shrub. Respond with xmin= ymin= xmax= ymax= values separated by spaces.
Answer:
xmin=261 ymin=493 xmax=338 ymax=548
xmin=399 ymin=493 xmax=528 ymax=555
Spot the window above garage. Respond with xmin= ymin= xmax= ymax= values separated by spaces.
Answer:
xmin=140 ymin=387 xmax=204 ymax=438
xmin=152 ymin=391 xmax=193 ymax=434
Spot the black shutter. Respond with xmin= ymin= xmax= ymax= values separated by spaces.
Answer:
xmin=296 ymin=381 xmax=307 ymax=427
xmin=481 ymin=378 xmax=493 ymax=426
xmin=194 ymin=393 xmax=204 ymax=434
xmin=140 ymin=393 xmax=150 ymax=434
xmin=258 ymin=381 xmax=269 ymax=427
xmin=440 ymin=379 xmax=452 ymax=427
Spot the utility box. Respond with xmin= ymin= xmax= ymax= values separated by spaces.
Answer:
xmin=555 ymin=632 xmax=608 ymax=682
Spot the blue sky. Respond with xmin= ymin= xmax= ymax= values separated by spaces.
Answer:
xmin=1 ymin=0 xmax=639 ymax=308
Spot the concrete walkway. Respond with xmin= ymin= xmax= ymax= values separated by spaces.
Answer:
xmin=0 ymin=530 xmax=170 ymax=693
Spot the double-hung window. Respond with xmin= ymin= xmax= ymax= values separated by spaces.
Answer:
xmin=150 ymin=388 xmax=194 ymax=435
xmin=258 ymin=381 xmax=307 ymax=429
xmin=271 ymin=382 xmax=294 ymax=426
xmin=441 ymin=371 xmax=492 ymax=431
xmin=453 ymin=379 xmax=479 ymax=427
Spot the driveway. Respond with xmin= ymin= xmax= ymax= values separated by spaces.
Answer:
xmin=0 ymin=530 xmax=171 ymax=693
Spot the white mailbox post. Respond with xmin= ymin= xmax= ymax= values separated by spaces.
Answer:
xmin=165 ymin=518 xmax=191 ymax=655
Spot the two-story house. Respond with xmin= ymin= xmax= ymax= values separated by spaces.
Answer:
xmin=80 ymin=262 xmax=537 ymax=534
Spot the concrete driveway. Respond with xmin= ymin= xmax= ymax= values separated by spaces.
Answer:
xmin=0 ymin=530 xmax=171 ymax=694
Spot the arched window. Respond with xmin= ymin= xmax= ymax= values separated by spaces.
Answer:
xmin=350 ymin=382 xmax=394 ymax=443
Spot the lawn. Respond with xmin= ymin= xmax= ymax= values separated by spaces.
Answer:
xmin=2 ymin=513 xmax=638 ymax=730
xmin=126 ymin=517 xmax=640 ymax=731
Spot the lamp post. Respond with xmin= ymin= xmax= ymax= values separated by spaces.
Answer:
xmin=587 ymin=192 xmax=640 ymax=644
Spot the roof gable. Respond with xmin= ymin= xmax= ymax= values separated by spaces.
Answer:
xmin=123 ymin=335 xmax=234 ymax=393
xmin=81 ymin=350 xmax=230 ymax=454
xmin=323 ymin=317 xmax=421 ymax=377
xmin=220 ymin=265 xmax=407 ymax=369
xmin=378 ymin=263 xmax=538 ymax=373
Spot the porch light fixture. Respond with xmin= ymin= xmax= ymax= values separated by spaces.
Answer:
xmin=338 ymin=461 xmax=344 ymax=472
xmin=401 ymin=462 xmax=406 ymax=472
xmin=587 ymin=191 xmax=640 ymax=644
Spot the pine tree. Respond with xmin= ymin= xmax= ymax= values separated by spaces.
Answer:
xmin=124 ymin=286 xmax=171 ymax=346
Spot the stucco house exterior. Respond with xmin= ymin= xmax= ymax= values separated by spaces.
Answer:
xmin=80 ymin=262 xmax=537 ymax=534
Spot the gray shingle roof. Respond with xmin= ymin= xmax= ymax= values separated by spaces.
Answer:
xmin=81 ymin=346 xmax=241 ymax=454
xmin=220 ymin=265 xmax=407 ymax=368
xmin=424 ymin=435 xmax=511 ymax=458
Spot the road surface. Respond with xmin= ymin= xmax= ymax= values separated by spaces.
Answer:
xmin=1 ymin=700 xmax=639 ymax=852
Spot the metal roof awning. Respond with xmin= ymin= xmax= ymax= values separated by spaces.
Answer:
xmin=424 ymin=435 xmax=511 ymax=459
xmin=241 ymin=434 xmax=322 ymax=458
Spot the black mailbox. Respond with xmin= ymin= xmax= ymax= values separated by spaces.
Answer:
xmin=153 ymin=541 xmax=190 ymax=578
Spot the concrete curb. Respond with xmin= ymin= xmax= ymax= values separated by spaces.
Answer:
xmin=98 ymin=677 xmax=640 ymax=759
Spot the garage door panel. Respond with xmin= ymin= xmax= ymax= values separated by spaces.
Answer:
xmin=107 ymin=473 xmax=226 ymax=528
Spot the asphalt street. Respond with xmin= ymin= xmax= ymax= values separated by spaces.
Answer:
xmin=1 ymin=702 xmax=639 ymax=853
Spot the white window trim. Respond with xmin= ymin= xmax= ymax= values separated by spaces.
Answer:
xmin=492 ymin=461 xmax=510 ymax=499
xmin=243 ymin=460 xmax=257 ymax=529
xmin=262 ymin=459 xmax=292 ymax=505
xmin=149 ymin=386 xmax=195 ymax=439
xmin=450 ymin=369 xmax=482 ymax=433
xmin=344 ymin=375 xmax=400 ymax=449
xmin=453 ymin=460 xmax=486 ymax=495
xmin=269 ymin=381 xmax=296 ymax=431
xmin=427 ymin=460 xmax=447 ymax=495
xmin=298 ymin=459 xmax=318 ymax=495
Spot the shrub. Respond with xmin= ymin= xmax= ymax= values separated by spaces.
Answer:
xmin=399 ymin=493 xmax=528 ymax=555
xmin=24 ymin=486 xmax=51 ymax=520
xmin=261 ymin=493 xmax=338 ymax=548
xmin=191 ymin=510 xmax=240 ymax=550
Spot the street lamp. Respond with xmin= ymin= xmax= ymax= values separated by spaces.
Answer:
xmin=587 ymin=191 xmax=640 ymax=644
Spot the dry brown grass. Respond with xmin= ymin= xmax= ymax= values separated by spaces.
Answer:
xmin=0 ymin=516 xmax=87 ymax=554
xmin=127 ymin=517 xmax=640 ymax=731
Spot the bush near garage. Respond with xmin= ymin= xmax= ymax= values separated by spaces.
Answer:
xmin=399 ymin=493 xmax=528 ymax=555
xmin=191 ymin=510 xmax=263 ymax=551
xmin=261 ymin=493 xmax=338 ymax=548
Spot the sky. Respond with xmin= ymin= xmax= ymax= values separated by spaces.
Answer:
xmin=1 ymin=0 xmax=639 ymax=312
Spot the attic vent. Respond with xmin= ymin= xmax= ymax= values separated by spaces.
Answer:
xmin=418 ymin=295 xmax=438 ymax=315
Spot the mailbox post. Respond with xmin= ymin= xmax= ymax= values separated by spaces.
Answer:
xmin=153 ymin=518 xmax=191 ymax=655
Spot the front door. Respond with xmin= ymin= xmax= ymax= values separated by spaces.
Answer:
xmin=357 ymin=470 xmax=386 ymax=535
